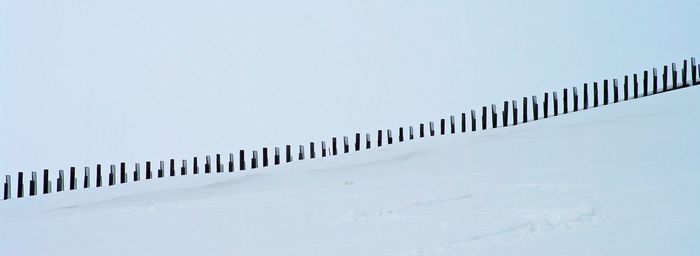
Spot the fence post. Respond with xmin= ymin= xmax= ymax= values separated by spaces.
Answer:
xmin=543 ymin=92 xmax=549 ymax=118
xmin=450 ymin=115 xmax=455 ymax=134
xmin=409 ymin=126 xmax=414 ymax=140
xmin=634 ymin=74 xmax=639 ymax=98
xmin=275 ymin=147 xmax=281 ymax=164
xmin=204 ymin=155 xmax=211 ymax=173
xmin=59 ymin=169 xmax=66 ymax=191
xmin=321 ymin=142 xmax=327 ymax=157
xmin=240 ymin=150 xmax=247 ymax=170
xmin=512 ymin=100 xmax=518 ymax=125
xmin=387 ymin=130 xmax=393 ymax=144
xmin=309 ymin=143 xmax=315 ymax=159
xmin=343 ymin=136 xmax=350 ymax=153
xmin=523 ymin=97 xmax=528 ymax=122
xmin=17 ymin=172 xmax=24 ymax=197
xmin=158 ymin=160 xmax=164 ymax=177
xmin=70 ymin=167 xmax=76 ymax=189
xmin=594 ymin=82 xmax=599 ymax=107
xmin=84 ymin=167 xmax=90 ymax=188
xmin=643 ymin=71 xmax=648 ymax=96
xmin=653 ymin=68 xmax=658 ymax=94
xmin=180 ymin=160 xmax=186 ymax=176
xmin=491 ymin=104 xmax=497 ymax=128
xmin=663 ymin=65 xmax=668 ymax=91
xmin=109 ymin=165 xmax=116 ymax=185
xmin=399 ymin=127 xmax=404 ymax=142
xmin=603 ymin=80 xmax=608 ymax=105
xmin=228 ymin=153 xmax=234 ymax=171
xmin=429 ymin=122 xmax=435 ymax=136
xmin=355 ymin=133 xmax=361 ymax=150
xmin=502 ymin=101 xmax=509 ymax=127
xmin=30 ymin=172 xmax=37 ymax=196
xmin=216 ymin=154 xmax=222 ymax=173
xmin=420 ymin=123 xmax=425 ymax=137
xmin=332 ymin=137 xmax=338 ymax=155
xmin=682 ymin=60 xmax=688 ymax=87
xmin=692 ymin=57 xmax=697 ymax=85
xmin=461 ymin=113 xmax=466 ymax=132
xmin=121 ymin=162 xmax=128 ymax=183
xmin=563 ymin=88 xmax=568 ymax=114
xmin=135 ymin=163 xmax=141 ymax=181
xmin=573 ymin=87 xmax=579 ymax=111
xmin=252 ymin=150 xmax=259 ymax=168
xmin=263 ymin=147 xmax=270 ymax=165
xmin=471 ymin=110 xmax=477 ymax=130
xmin=532 ymin=96 xmax=539 ymax=120
xmin=97 ymin=165 xmax=103 ymax=187
xmin=286 ymin=145 xmax=292 ymax=163
xmin=365 ymin=134 xmax=371 ymax=149
xmin=613 ymin=79 xmax=619 ymax=103
xmin=146 ymin=161 xmax=153 ymax=179
xmin=440 ymin=118 xmax=445 ymax=135
xmin=624 ymin=75 xmax=629 ymax=100
xmin=583 ymin=83 xmax=588 ymax=109
xmin=298 ymin=146 xmax=304 ymax=160
xmin=44 ymin=169 xmax=51 ymax=193
xmin=3 ymin=175 xmax=10 ymax=200
xmin=481 ymin=106 xmax=487 ymax=130
xmin=553 ymin=92 xmax=559 ymax=115
xmin=672 ymin=63 xmax=677 ymax=89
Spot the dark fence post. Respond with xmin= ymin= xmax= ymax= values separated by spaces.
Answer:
xmin=275 ymin=147 xmax=281 ymax=164
xmin=409 ymin=126 xmax=414 ymax=140
xmin=663 ymin=65 xmax=668 ymax=91
xmin=70 ymin=167 xmax=77 ymax=189
xmin=471 ymin=110 xmax=477 ymax=130
xmin=44 ymin=169 xmax=50 ymax=193
xmin=481 ymin=106 xmax=487 ymax=130
xmin=502 ymin=101 xmax=509 ymax=127
xmin=653 ymin=68 xmax=658 ymax=94
xmin=624 ymin=75 xmax=629 ymax=100
xmin=240 ymin=150 xmax=247 ymax=170
xmin=377 ymin=130 xmax=383 ymax=146
xmin=603 ymin=80 xmax=608 ymax=105
xmin=440 ymin=118 xmax=445 ymax=135
xmin=17 ymin=172 xmax=24 ymax=197
xmin=355 ymin=133 xmax=361 ymax=150
xmin=84 ymin=167 xmax=90 ymax=188
xmin=135 ymin=163 xmax=141 ymax=181
xmin=298 ymin=146 xmax=304 ymax=160
xmin=420 ymin=123 xmax=425 ymax=137
xmin=692 ymin=57 xmax=697 ymax=85
xmin=682 ymin=60 xmax=688 ymax=87
xmin=96 ymin=165 xmax=103 ymax=187
xmin=252 ymin=150 xmax=259 ymax=168
xmin=286 ymin=145 xmax=292 ymax=162
xmin=399 ymin=127 xmax=404 ymax=142
xmin=204 ymin=156 xmax=211 ymax=173
xmin=613 ymin=79 xmax=619 ymax=103
xmin=3 ymin=175 xmax=10 ymax=200
xmin=227 ymin=153 xmax=234 ymax=171
xmin=633 ymin=74 xmax=639 ymax=98
xmin=322 ymin=142 xmax=327 ymax=157
xmin=263 ymin=147 xmax=270 ymax=165
xmin=512 ymin=100 xmax=518 ymax=125
xmin=309 ymin=143 xmax=315 ymax=159
xmin=491 ymin=104 xmax=497 ymax=128
xmin=146 ymin=161 xmax=153 ymax=179
xmin=192 ymin=158 xmax=198 ymax=175
xmin=109 ymin=165 xmax=116 ymax=185
xmin=523 ymin=97 xmax=528 ymax=122
xmin=553 ymin=92 xmax=559 ymax=115
xmin=365 ymin=134 xmax=371 ymax=149
xmin=30 ymin=172 xmax=37 ymax=196
xmin=461 ymin=113 xmax=466 ymax=132
xmin=672 ymin=63 xmax=677 ymax=89
xmin=180 ymin=160 xmax=186 ymax=176
xmin=532 ymin=96 xmax=539 ymax=120
xmin=643 ymin=71 xmax=648 ymax=96
xmin=583 ymin=83 xmax=588 ymax=109
xmin=429 ymin=122 xmax=435 ymax=136
xmin=593 ymin=82 xmax=599 ymax=107
xmin=121 ymin=162 xmax=128 ymax=182
xmin=332 ymin=137 xmax=338 ymax=155
xmin=543 ymin=93 xmax=549 ymax=118
xmin=169 ymin=159 xmax=175 ymax=176
xmin=573 ymin=87 xmax=579 ymax=111
xmin=450 ymin=115 xmax=455 ymax=134
xmin=216 ymin=154 xmax=222 ymax=173
xmin=563 ymin=88 xmax=568 ymax=114
xmin=387 ymin=130 xmax=393 ymax=145
xmin=344 ymin=136 xmax=350 ymax=153
xmin=59 ymin=169 xmax=66 ymax=191
xmin=158 ymin=160 xmax=164 ymax=177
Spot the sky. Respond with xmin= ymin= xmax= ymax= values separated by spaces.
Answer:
xmin=1 ymin=0 xmax=699 ymax=174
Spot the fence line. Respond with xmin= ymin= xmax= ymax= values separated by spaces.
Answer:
xmin=3 ymin=57 xmax=699 ymax=201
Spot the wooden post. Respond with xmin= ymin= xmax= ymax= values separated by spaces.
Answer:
xmin=96 ymin=165 xmax=103 ymax=187
xmin=523 ymin=97 xmax=528 ymax=122
xmin=321 ymin=141 xmax=327 ymax=157
xmin=344 ymin=136 xmax=350 ymax=153
xmin=298 ymin=146 xmax=305 ymax=160
xmin=512 ymin=100 xmax=518 ymax=125
xmin=593 ymin=82 xmax=599 ymax=107
xmin=471 ymin=110 xmax=477 ymax=130
xmin=240 ymin=150 xmax=247 ymax=170
xmin=145 ymin=161 xmax=153 ymax=179
xmin=420 ymin=123 xmax=425 ymax=137
xmin=643 ymin=71 xmax=648 ymax=96
xmin=409 ymin=126 xmax=414 ymax=140
xmin=653 ymin=68 xmax=658 ymax=94
xmin=672 ymin=63 xmax=677 ymax=89
xmin=682 ymin=60 xmax=688 ymax=87
xmin=563 ymin=89 xmax=568 ymax=114
xmin=252 ymin=150 xmax=259 ymax=168
xmin=332 ymin=137 xmax=338 ymax=155
xmin=543 ymin=92 xmax=549 ymax=118
xmin=135 ymin=163 xmax=141 ymax=181
xmin=429 ymin=122 xmax=435 ymax=136
xmin=365 ymin=134 xmax=371 ymax=149
xmin=481 ymin=106 xmax=487 ymax=130
xmin=583 ymin=83 xmax=588 ymax=110
xmin=226 ymin=153 xmax=233 ymax=171
xmin=355 ymin=133 xmax=361 ymax=150
xmin=59 ymin=169 xmax=66 ymax=190
xmin=263 ymin=147 xmax=270 ymax=165
xmin=286 ymin=145 xmax=292 ymax=162
xmin=634 ymin=74 xmax=639 ymax=98
xmin=491 ymin=104 xmax=497 ymax=128
xmin=532 ymin=96 xmax=539 ymax=120
xmin=573 ymin=87 xmax=579 ymax=112
xmin=44 ymin=169 xmax=51 ymax=193
xmin=553 ymin=92 xmax=559 ymax=115
xmin=275 ymin=147 xmax=281 ymax=164
xmin=309 ymin=143 xmax=315 ymax=159
xmin=121 ymin=162 xmax=128 ymax=182
xmin=84 ymin=167 xmax=90 ymax=188
xmin=502 ymin=101 xmax=509 ymax=127
xmin=216 ymin=154 xmax=222 ymax=173
xmin=461 ymin=113 xmax=466 ymax=133
xmin=440 ymin=118 xmax=445 ymax=135
xmin=109 ymin=165 xmax=116 ymax=185
xmin=613 ymin=79 xmax=619 ymax=103
xmin=17 ymin=172 xmax=24 ymax=197
xmin=663 ymin=65 xmax=668 ymax=91
xmin=157 ymin=160 xmax=164 ymax=178
xmin=70 ymin=167 xmax=77 ymax=189
xmin=204 ymin=155 xmax=211 ymax=173
xmin=3 ymin=175 xmax=10 ymax=200
xmin=450 ymin=115 xmax=455 ymax=134
xmin=603 ymin=80 xmax=608 ymax=105
xmin=399 ymin=127 xmax=404 ymax=142
xmin=30 ymin=172 xmax=37 ymax=196
xmin=180 ymin=160 xmax=186 ymax=176
xmin=624 ymin=75 xmax=629 ymax=100
xmin=692 ymin=58 xmax=697 ymax=85
xmin=387 ymin=130 xmax=393 ymax=144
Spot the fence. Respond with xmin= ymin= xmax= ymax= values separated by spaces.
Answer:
xmin=3 ymin=57 xmax=700 ymax=201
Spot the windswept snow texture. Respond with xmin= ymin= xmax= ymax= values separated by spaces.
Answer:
xmin=2 ymin=88 xmax=699 ymax=255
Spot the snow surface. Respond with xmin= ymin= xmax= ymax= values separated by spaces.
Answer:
xmin=2 ymin=87 xmax=699 ymax=255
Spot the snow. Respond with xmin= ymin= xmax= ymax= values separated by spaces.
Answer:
xmin=2 ymin=87 xmax=699 ymax=255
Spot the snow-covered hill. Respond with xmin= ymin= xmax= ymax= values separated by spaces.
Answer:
xmin=2 ymin=87 xmax=698 ymax=256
